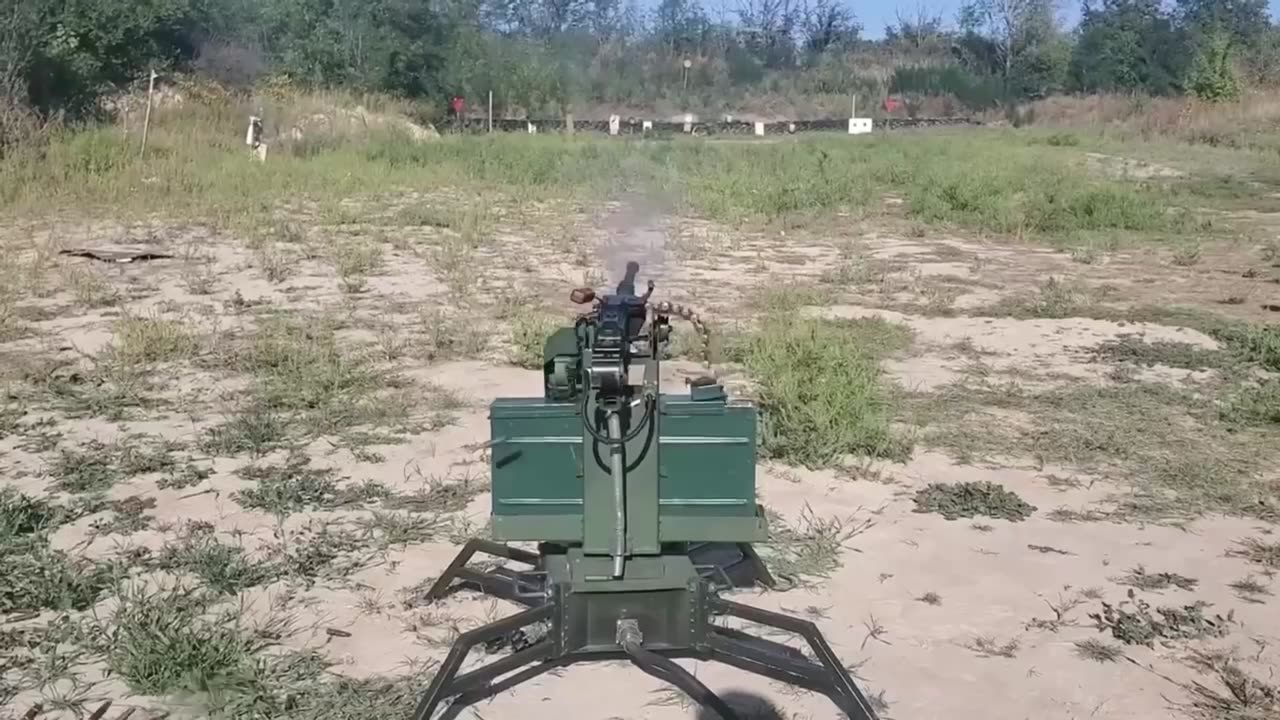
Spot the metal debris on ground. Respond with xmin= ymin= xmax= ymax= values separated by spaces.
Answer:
xmin=59 ymin=247 xmax=173 ymax=263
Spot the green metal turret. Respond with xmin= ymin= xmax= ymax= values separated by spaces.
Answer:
xmin=412 ymin=264 xmax=880 ymax=720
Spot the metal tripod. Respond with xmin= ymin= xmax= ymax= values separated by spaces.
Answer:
xmin=410 ymin=539 xmax=881 ymax=720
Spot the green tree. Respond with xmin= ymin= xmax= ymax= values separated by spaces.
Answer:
xmin=1187 ymin=25 xmax=1241 ymax=101
xmin=1175 ymin=0 xmax=1269 ymax=50
xmin=1070 ymin=0 xmax=1185 ymax=94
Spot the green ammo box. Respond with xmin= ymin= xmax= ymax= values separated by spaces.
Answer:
xmin=488 ymin=393 xmax=766 ymax=544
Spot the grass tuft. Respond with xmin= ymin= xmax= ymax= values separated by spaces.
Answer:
xmin=758 ymin=505 xmax=871 ymax=587
xmin=220 ymin=315 xmax=413 ymax=439
xmin=1090 ymin=592 xmax=1233 ymax=647
xmin=1073 ymin=638 xmax=1124 ymax=663
xmin=1228 ymin=537 xmax=1280 ymax=569
xmin=1115 ymin=565 xmax=1199 ymax=592
xmin=508 ymin=310 xmax=561 ymax=370
xmin=104 ymin=312 xmax=199 ymax=368
xmin=728 ymin=315 xmax=912 ymax=468
xmin=233 ymin=452 xmax=388 ymax=516
xmin=87 ymin=585 xmax=281 ymax=697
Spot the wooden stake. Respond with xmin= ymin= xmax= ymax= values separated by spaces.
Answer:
xmin=139 ymin=69 xmax=157 ymax=159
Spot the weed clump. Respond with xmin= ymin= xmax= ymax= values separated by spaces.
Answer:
xmin=47 ymin=434 xmax=198 ymax=494
xmin=913 ymin=481 xmax=1037 ymax=521
xmin=1183 ymin=650 xmax=1280 ymax=720
xmin=729 ymin=315 xmax=911 ymax=468
xmin=508 ymin=311 xmax=561 ymax=369
xmin=219 ymin=315 xmax=413 ymax=440
xmin=104 ymin=313 xmax=199 ymax=368
xmin=1228 ymin=537 xmax=1280 ymax=569
xmin=1 ymin=488 xmax=118 ymax=612
xmin=1089 ymin=336 xmax=1227 ymax=371
xmin=1115 ymin=565 xmax=1199 ymax=592
xmin=1220 ymin=378 xmax=1280 ymax=428
xmin=1073 ymin=638 xmax=1124 ymax=663
xmin=1089 ymin=590 xmax=1233 ymax=646
xmin=233 ymin=453 xmax=387 ymax=515
xmin=154 ymin=526 xmax=280 ymax=594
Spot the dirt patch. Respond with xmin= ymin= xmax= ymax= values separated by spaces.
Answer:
xmin=1083 ymin=152 xmax=1186 ymax=179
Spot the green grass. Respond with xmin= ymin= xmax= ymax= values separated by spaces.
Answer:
xmin=153 ymin=527 xmax=280 ymax=594
xmin=508 ymin=309 xmax=562 ymax=369
xmin=102 ymin=312 xmax=200 ymax=368
xmin=233 ymin=452 xmax=389 ymax=516
xmin=87 ymin=585 xmax=281 ymax=697
xmin=199 ymin=402 xmax=292 ymax=458
xmin=211 ymin=314 xmax=436 ymax=443
xmin=0 ymin=110 xmax=1219 ymax=246
xmin=727 ymin=314 xmax=912 ymax=468
xmin=47 ymin=434 xmax=196 ymax=494
xmin=9 ymin=353 xmax=159 ymax=422
xmin=1 ymin=488 xmax=119 ymax=613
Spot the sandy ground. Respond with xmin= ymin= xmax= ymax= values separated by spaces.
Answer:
xmin=2 ymin=192 xmax=1278 ymax=720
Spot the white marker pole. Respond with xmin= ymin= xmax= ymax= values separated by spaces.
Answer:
xmin=139 ymin=68 xmax=157 ymax=159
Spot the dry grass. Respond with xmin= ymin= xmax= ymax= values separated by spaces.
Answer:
xmin=1024 ymin=91 xmax=1280 ymax=147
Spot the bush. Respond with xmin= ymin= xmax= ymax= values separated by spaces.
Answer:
xmin=891 ymin=65 xmax=1006 ymax=111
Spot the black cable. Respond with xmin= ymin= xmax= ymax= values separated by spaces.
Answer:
xmin=579 ymin=392 xmax=654 ymax=446
xmin=621 ymin=641 xmax=741 ymax=720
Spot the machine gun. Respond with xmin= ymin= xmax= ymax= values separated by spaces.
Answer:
xmin=413 ymin=263 xmax=881 ymax=720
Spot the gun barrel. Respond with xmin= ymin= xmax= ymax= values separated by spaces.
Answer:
xmin=608 ymin=411 xmax=626 ymax=578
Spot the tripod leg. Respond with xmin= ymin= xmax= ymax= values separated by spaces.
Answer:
xmin=623 ymin=642 xmax=741 ymax=720
xmin=710 ymin=597 xmax=880 ymax=720
xmin=411 ymin=603 xmax=554 ymax=720
xmin=422 ymin=538 xmax=541 ymax=603
xmin=736 ymin=543 xmax=776 ymax=589
xmin=434 ymin=648 xmax=569 ymax=720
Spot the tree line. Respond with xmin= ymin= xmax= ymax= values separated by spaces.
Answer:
xmin=1 ymin=0 xmax=1276 ymax=124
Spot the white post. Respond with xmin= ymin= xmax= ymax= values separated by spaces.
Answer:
xmin=753 ymin=121 xmax=765 ymax=137
xmin=139 ymin=69 xmax=157 ymax=159
xmin=642 ymin=120 xmax=652 ymax=133
xmin=488 ymin=91 xmax=493 ymax=133
xmin=609 ymin=115 xmax=620 ymax=136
